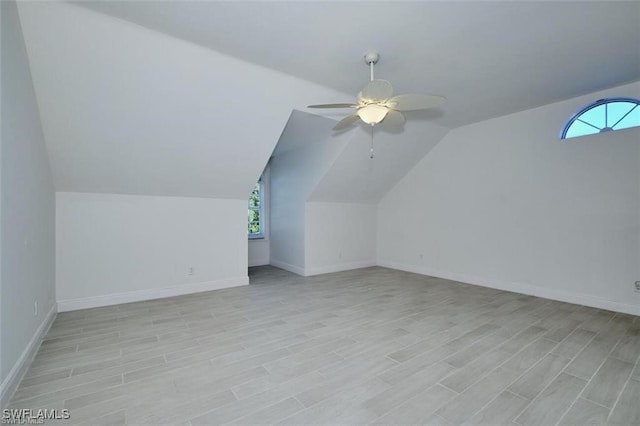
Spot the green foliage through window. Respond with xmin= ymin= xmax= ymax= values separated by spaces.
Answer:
xmin=248 ymin=180 xmax=263 ymax=238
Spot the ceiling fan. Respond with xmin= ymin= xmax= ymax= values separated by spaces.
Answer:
xmin=308 ymin=53 xmax=445 ymax=131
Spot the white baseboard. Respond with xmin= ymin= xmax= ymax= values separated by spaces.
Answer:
xmin=1 ymin=304 xmax=57 ymax=410
xmin=378 ymin=260 xmax=640 ymax=316
xmin=57 ymin=277 xmax=249 ymax=312
xmin=269 ymin=259 xmax=305 ymax=276
xmin=304 ymin=260 xmax=377 ymax=277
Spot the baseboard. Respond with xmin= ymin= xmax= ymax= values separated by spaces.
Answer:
xmin=378 ymin=260 xmax=640 ymax=316
xmin=304 ymin=260 xmax=377 ymax=277
xmin=57 ymin=277 xmax=249 ymax=312
xmin=269 ymin=259 xmax=305 ymax=276
xmin=0 ymin=304 xmax=57 ymax=410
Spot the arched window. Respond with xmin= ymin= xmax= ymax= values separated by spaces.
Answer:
xmin=561 ymin=98 xmax=640 ymax=139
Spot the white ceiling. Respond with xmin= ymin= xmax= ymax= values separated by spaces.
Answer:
xmin=74 ymin=0 xmax=640 ymax=128
xmin=15 ymin=1 xmax=640 ymax=201
xmin=308 ymin=119 xmax=450 ymax=203
xmin=17 ymin=1 xmax=349 ymax=199
xmin=272 ymin=109 xmax=450 ymax=203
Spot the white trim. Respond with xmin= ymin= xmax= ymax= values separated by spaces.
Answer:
xmin=1 ymin=304 xmax=57 ymax=410
xmin=378 ymin=260 xmax=640 ymax=316
xmin=57 ymin=277 xmax=249 ymax=312
xmin=304 ymin=260 xmax=377 ymax=277
xmin=269 ymin=259 xmax=305 ymax=276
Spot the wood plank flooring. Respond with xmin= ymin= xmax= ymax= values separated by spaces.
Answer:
xmin=8 ymin=266 xmax=640 ymax=425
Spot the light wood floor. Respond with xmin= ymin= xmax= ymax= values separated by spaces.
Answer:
xmin=9 ymin=266 xmax=640 ymax=425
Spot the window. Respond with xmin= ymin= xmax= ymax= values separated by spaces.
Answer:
xmin=248 ymin=177 xmax=264 ymax=239
xmin=561 ymin=98 xmax=640 ymax=139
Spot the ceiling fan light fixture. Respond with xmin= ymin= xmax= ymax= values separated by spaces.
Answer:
xmin=357 ymin=104 xmax=388 ymax=125
xmin=307 ymin=53 xmax=445 ymax=140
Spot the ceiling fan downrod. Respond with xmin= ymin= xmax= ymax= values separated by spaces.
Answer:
xmin=364 ymin=52 xmax=379 ymax=82
xmin=364 ymin=53 xmax=380 ymax=159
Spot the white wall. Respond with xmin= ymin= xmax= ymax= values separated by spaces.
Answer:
xmin=248 ymin=166 xmax=270 ymax=267
xmin=270 ymin=113 xmax=447 ymax=277
xmin=248 ymin=240 xmax=269 ymax=267
xmin=269 ymin=111 xmax=351 ymax=275
xmin=56 ymin=193 xmax=248 ymax=311
xmin=1 ymin=0 xmax=56 ymax=407
xmin=378 ymin=81 xmax=640 ymax=315
xmin=305 ymin=202 xmax=377 ymax=276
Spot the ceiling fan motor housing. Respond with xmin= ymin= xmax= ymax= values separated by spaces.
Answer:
xmin=307 ymin=52 xmax=444 ymax=133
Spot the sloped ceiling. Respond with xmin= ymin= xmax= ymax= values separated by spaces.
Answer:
xmin=273 ymin=110 xmax=450 ymax=204
xmin=272 ymin=110 xmax=355 ymax=200
xmin=273 ymin=111 xmax=348 ymax=159
xmin=73 ymin=0 xmax=640 ymax=128
xmin=16 ymin=1 xmax=640 ymax=201
xmin=308 ymin=120 xmax=450 ymax=203
xmin=16 ymin=1 xmax=351 ymax=199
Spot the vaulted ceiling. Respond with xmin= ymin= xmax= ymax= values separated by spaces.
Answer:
xmin=16 ymin=1 xmax=640 ymax=201
xmin=17 ymin=1 xmax=350 ymax=199
xmin=71 ymin=0 xmax=640 ymax=128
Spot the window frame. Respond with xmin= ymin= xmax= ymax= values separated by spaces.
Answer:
xmin=560 ymin=97 xmax=640 ymax=139
xmin=248 ymin=177 xmax=265 ymax=240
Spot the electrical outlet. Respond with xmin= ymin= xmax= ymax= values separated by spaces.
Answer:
xmin=34 ymin=301 xmax=38 ymax=317
xmin=188 ymin=267 xmax=195 ymax=276
xmin=635 ymin=281 xmax=640 ymax=293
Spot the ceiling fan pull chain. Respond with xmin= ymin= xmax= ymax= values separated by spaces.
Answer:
xmin=370 ymin=124 xmax=375 ymax=159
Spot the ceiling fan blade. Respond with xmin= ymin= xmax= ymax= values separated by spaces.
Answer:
xmin=307 ymin=103 xmax=357 ymax=109
xmin=333 ymin=114 xmax=360 ymax=130
xmin=382 ymin=109 xmax=406 ymax=127
xmin=386 ymin=94 xmax=445 ymax=111
xmin=360 ymin=79 xmax=393 ymax=102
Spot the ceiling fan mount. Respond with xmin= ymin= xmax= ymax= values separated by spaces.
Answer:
xmin=364 ymin=52 xmax=379 ymax=66
xmin=308 ymin=53 xmax=445 ymax=131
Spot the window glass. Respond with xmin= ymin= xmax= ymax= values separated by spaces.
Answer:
xmin=561 ymin=98 xmax=640 ymax=139
xmin=614 ymin=105 xmax=639 ymax=130
xmin=564 ymin=120 xmax=599 ymax=139
xmin=248 ymin=179 xmax=264 ymax=239
xmin=578 ymin=105 xmax=605 ymax=129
